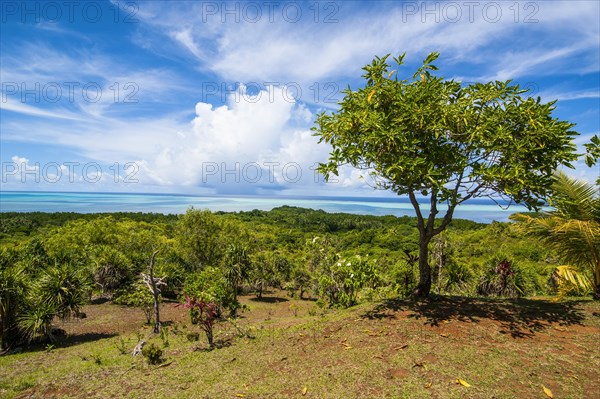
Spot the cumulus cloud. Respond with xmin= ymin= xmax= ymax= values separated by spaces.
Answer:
xmin=136 ymin=85 xmax=336 ymax=194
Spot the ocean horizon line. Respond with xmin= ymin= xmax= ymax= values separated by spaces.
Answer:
xmin=0 ymin=190 xmax=536 ymax=224
xmin=0 ymin=189 xmax=517 ymax=205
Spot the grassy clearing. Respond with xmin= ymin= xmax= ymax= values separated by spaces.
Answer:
xmin=1 ymin=293 xmax=598 ymax=399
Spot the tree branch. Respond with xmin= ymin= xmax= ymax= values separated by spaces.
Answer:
xmin=407 ymin=189 xmax=425 ymax=233
xmin=426 ymin=189 xmax=439 ymax=235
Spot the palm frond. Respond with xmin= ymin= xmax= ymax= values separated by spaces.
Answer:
xmin=551 ymin=171 xmax=599 ymax=222
xmin=512 ymin=214 xmax=599 ymax=270
xmin=511 ymin=173 xmax=600 ymax=299
xmin=552 ymin=265 xmax=593 ymax=299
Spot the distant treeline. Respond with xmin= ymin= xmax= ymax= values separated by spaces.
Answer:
xmin=0 ymin=206 xmax=484 ymax=239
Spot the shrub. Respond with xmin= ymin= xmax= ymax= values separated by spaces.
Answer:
xmin=477 ymin=256 xmax=535 ymax=297
xmin=141 ymin=343 xmax=163 ymax=365
xmin=390 ymin=260 xmax=416 ymax=298
xmin=286 ymin=264 xmax=312 ymax=299
xmin=179 ymin=296 xmax=219 ymax=348
xmin=114 ymin=337 xmax=129 ymax=355
xmin=36 ymin=262 xmax=89 ymax=320
xmin=318 ymin=255 xmax=378 ymax=308
xmin=113 ymin=281 xmax=155 ymax=324
xmin=441 ymin=261 xmax=474 ymax=295
xmin=154 ymin=261 xmax=187 ymax=298
xmin=549 ymin=266 xmax=593 ymax=298
xmin=0 ymin=250 xmax=28 ymax=349
xmin=183 ymin=266 xmax=237 ymax=316
xmin=92 ymin=246 xmax=132 ymax=295
xmin=17 ymin=301 xmax=56 ymax=343
xmin=186 ymin=332 xmax=200 ymax=342
xmin=250 ymin=253 xmax=275 ymax=298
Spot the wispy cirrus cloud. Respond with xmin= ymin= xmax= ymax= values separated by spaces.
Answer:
xmin=0 ymin=98 xmax=85 ymax=121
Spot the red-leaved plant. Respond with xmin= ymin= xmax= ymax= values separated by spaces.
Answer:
xmin=496 ymin=259 xmax=514 ymax=277
xmin=177 ymin=296 xmax=219 ymax=348
xmin=495 ymin=259 xmax=514 ymax=293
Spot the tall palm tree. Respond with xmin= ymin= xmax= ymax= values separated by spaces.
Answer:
xmin=511 ymin=172 xmax=600 ymax=299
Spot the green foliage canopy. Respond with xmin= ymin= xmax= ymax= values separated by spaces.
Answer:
xmin=313 ymin=52 xmax=579 ymax=296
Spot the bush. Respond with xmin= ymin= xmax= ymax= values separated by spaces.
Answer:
xmin=141 ymin=343 xmax=163 ymax=365
xmin=0 ymin=250 xmax=28 ymax=349
xmin=186 ymin=332 xmax=200 ymax=342
xmin=17 ymin=301 xmax=56 ymax=343
xmin=154 ymin=261 xmax=187 ymax=298
xmin=92 ymin=246 xmax=132 ymax=295
xmin=441 ymin=261 xmax=473 ymax=295
xmin=113 ymin=281 xmax=155 ymax=324
xmin=317 ymin=255 xmax=378 ymax=308
xmin=390 ymin=260 xmax=416 ymax=298
xmin=183 ymin=266 xmax=237 ymax=316
xmin=36 ymin=262 xmax=90 ymax=320
xmin=179 ymin=296 xmax=219 ymax=348
xmin=285 ymin=264 xmax=312 ymax=299
xmin=477 ymin=256 xmax=535 ymax=297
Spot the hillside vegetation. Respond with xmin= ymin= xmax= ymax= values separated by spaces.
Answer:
xmin=0 ymin=207 xmax=598 ymax=398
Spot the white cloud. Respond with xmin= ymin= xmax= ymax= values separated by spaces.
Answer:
xmin=0 ymin=43 xmax=191 ymax=121
xmin=170 ymin=28 xmax=204 ymax=59
xmin=537 ymin=89 xmax=600 ymax=102
xmin=136 ymin=1 xmax=599 ymax=85
xmin=1 ymin=155 xmax=126 ymax=192
xmin=1 ymin=98 xmax=85 ymax=121
xmin=133 ymin=85 xmax=332 ymax=192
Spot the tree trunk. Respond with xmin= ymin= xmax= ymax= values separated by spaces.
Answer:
xmin=434 ymin=236 xmax=444 ymax=295
xmin=406 ymin=189 xmax=457 ymax=300
xmin=205 ymin=326 xmax=214 ymax=349
xmin=257 ymin=281 xmax=263 ymax=298
xmin=149 ymin=250 xmax=161 ymax=334
xmin=413 ymin=236 xmax=432 ymax=298
xmin=593 ymin=266 xmax=600 ymax=300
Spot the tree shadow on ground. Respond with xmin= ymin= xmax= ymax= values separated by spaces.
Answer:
xmin=2 ymin=332 xmax=118 ymax=355
xmin=193 ymin=337 xmax=232 ymax=352
xmin=249 ymin=296 xmax=289 ymax=303
xmin=58 ymin=332 xmax=118 ymax=347
xmin=362 ymin=296 xmax=588 ymax=338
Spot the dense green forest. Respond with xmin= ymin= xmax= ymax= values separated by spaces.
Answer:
xmin=2 ymin=205 xmax=589 ymax=350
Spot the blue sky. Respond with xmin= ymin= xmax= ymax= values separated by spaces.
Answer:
xmin=1 ymin=0 xmax=598 ymax=196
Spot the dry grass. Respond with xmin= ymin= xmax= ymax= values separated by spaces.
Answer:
xmin=1 ymin=292 xmax=599 ymax=399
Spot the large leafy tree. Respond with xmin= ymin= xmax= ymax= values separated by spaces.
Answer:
xmin=313 ymin=52 xmax=578 ymax=297
xmin=176 ymin=209 xmax=224 ymax=270
xmin=512 ymin=172 xmax=600 ymax=299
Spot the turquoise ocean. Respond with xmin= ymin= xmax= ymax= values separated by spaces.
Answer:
xmin=0 ymin=191 xmax=534 ymax=223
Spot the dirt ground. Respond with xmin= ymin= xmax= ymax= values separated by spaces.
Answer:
xmin=2 ymin=292 xmax=599 ymax=399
